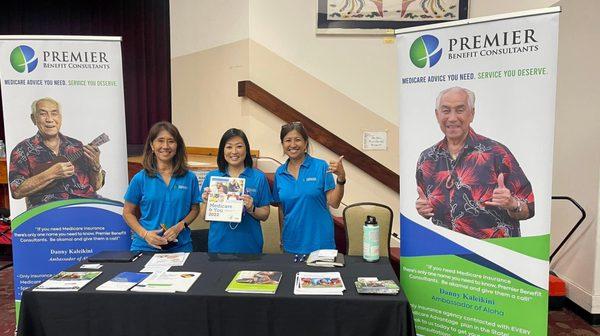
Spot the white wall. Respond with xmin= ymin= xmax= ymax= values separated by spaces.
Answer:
xmin=170 ymin=0 xmax=249 ymax=58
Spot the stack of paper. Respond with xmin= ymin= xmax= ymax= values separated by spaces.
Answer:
xmin=131 ymin=271 xmax=201 ymax=293
xmin=354 ymin=278 xmax=400 ymax=295
xmin=294 ymin=272 xmax=345 ymax=295
xmin=306 ymin=249 xmax=345 ymax=267
xmin=96 ymin=272 xmax=149 ymax=291
xmin=34 ymin=271 xmax=102 ymax=291
xmin=141 ymin=252 xmax=190 ymax=272
xmin=225 ymin=271 xmax=282 ymax=294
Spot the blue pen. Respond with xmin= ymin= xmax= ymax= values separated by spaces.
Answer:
xmin=294 ymin=254 xmax=299 ymax=263
xmin=299 ymin=254 xmax=307 ymax=262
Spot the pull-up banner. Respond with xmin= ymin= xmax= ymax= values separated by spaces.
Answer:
xmin=0 ymin=36 xmax=130 ymax=317
xmin=397 ymin=8 xmax=559 ymax=336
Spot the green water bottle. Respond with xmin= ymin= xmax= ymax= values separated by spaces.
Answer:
xmin=363 ymin=215 xmax=380 ymax=262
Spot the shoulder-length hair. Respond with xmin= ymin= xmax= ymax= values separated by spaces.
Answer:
xmin=217 ymin=128 xmax=253 ymax=173
xmin=142 ymin=121 xmax=188 ymax=177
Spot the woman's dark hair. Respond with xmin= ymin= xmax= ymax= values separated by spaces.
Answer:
xmin=142 ymin=121 xmax=188 ymax=177
xmin=280 ymin=121 xmax=309 ymax=152
xmin=217 ymin=128 xmax=253 ymax=172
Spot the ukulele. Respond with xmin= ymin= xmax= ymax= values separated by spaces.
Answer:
xmin=31 ymin=133 xmax=110 ymax=193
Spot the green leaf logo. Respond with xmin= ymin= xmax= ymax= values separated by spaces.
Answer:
xmin=409 ymin=35 xmax=442 ymax=68
xmin=10 ymin=45 xmax=38 ymax=73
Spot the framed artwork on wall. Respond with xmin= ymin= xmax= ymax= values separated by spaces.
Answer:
xmin=317 ymin=0 xmax=469 ymax=35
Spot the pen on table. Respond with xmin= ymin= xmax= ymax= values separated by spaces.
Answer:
xmin=131 ymin=252 xmax=142 ymax=262
xmin=294 ymin=254 xmax=299 ymax=263
xmin=299 ymin=254 xmax=307 ymax=263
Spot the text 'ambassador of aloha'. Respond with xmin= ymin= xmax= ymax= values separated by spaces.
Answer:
xmin=415 ymin=87 xmax=534 ymax=239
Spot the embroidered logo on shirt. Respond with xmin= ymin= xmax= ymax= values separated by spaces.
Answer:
xmin=305 ymin=177 xmax=317 ymax=182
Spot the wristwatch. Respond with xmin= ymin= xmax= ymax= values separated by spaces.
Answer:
xmin=182 ymin=221 xmax=189 ymax=228
xmin=336 ymin=178 xmax=346 ymax=185
xmin=509 ymin=198 xmax=522 ymax=212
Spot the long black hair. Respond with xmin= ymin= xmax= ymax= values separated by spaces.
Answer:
xmin=217 ymin=128 xmax=253 ymax=173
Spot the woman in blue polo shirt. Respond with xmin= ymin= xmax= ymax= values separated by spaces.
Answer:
xmin=199 ymin=128 xmax=272 ymax=253
xmin=273 ymin=122 xmax=346 ymax=255
xmin=123 ymin=121 xmax=200 ymax=252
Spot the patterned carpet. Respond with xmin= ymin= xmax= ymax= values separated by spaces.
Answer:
xmin=0 ymin=263 xmax=599 ymax=335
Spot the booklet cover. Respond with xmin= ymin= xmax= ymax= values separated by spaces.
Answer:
xmin=354 ymin=279 xmax=400 ymax=295
xmin=131 ymin=271 xmax=201 ymax=293
xmin=96 ymin=272 xmax=149 ymax=291
xmin=205 ymin=176 xmax=245 ymax=222
xmin=226 ymin=271 xmax=282 ymax=294
xmin=34 ymin=271 xmax=102 ymax=291
xmin=294 ymin=272 xmax=345 ymax=296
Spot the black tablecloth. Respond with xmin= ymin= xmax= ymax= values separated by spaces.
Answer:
xmin=18 ymin=253 xmax=415 ymax=336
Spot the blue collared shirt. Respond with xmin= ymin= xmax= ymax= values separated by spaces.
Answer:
xmin=200 ymin=167 xmax=272 ymax=253
xmin=124 ymin=170 xmax=201 ymax=252
xmin=273 ymin=154 xmax=336 ymax=254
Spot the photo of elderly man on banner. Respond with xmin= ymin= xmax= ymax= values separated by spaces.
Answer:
xmin=415 ymin=87 xmax=534 ymax=239
xmin=9 ymin=97 xmax=109 ymax=210
xmin=397 ymin=8 xmax=559 ymax=336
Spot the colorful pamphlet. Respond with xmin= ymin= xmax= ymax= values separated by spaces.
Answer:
xmin=96 ymin=272 xmax=149 ymax=291
xmin=354 ymin=278 xmax=400 ymax=295
xmin=225 ymin=271 xmax=282 ymax=294
xmin=294 ymin=272 xmax=345 ymax=296
xmin=34 ymin=271 xmax=102 ymax=291
xmin=205 ymin=176 xmax=245 ymax=222
xmin=131 ymin=271 xmax=201 ymax=293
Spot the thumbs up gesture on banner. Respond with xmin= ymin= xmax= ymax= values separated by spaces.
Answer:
xmin=484 ymin=173 xmax=518 ymax=210
xmin=416 ymin=187 xmax=434 ymax=219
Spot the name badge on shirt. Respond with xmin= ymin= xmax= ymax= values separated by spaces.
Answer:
xmin=304 ymin=177 xmax=317 ymax=182
xmin=176 ymin=185 xmax=188 ymax=190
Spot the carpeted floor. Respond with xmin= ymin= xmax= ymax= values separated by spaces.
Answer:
xmin=1 ymin=263 xmax=599 ymax=335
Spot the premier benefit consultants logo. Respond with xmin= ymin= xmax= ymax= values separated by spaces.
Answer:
xmin=409 ymin=35 xmax=442 ymax=68
xmin=10 ymin=45 xmax=38 ymax=73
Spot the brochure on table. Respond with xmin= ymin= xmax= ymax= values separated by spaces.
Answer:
xmin=294 ymin=272 xmax=345 ymax=296
xmin=354 ymin=277 xmax=399 ymax=295
xmin=226 ymin=271 xmax=282 ymax=294
xmin=96 ymin=272 xmax=149 ymax=291
xmin=131 ymin=271 xmax=201 ymax=293
xmin=34 ymin=271 xmax=102 ymax=292
xmin=306 ymin=249 xmax=345 ymax=267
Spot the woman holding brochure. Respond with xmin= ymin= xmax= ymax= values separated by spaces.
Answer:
xmin=272 ymin=122 xmax=346 ymax=255
xmin=200 ymin=128 xmax=272 ymax=253
xmin=123 ymin=121 xmax=200 ymax=252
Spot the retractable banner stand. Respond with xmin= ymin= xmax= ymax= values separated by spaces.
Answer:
xmin=397 ymin=9 xmax=559 ymax=336
xmin=0 ymin=36 xmax=130 ymax=317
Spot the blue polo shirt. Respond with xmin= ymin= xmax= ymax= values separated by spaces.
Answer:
xmin=124 ymin=169 xmax=201 ymax=252
xmin=273 ymin=154 xmax=336 ymax=254
xmin=201 ymin=167 xmax=272 ymax=253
